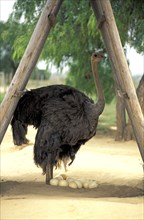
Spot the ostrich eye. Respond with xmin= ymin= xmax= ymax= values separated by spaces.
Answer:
xmin=94 ymin=54 xmax=97 ymax=57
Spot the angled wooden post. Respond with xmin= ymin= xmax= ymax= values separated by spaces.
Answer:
xmin=91 ymin=0 xmax=144 ymax=163
xmin=0 ymin=0 xmax=63 ymax=144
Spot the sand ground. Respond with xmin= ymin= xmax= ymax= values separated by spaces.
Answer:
xmin=1 ymin=126 xmax=144 ymax=220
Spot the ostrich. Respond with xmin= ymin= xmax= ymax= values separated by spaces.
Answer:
xmin=11 ymin=53 xmax=105 ymax=184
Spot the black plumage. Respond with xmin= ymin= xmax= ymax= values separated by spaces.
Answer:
xmin=11 ymin=53 xmax=105 ymax=184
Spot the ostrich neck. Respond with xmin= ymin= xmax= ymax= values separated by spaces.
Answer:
xmin=92 ymin=61 xmax=105 ymax=102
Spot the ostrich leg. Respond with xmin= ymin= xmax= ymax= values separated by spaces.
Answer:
xmin=46 ymin=154 xmax=53 ymax=184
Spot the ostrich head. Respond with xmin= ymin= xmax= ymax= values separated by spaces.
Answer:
xmin=91 ymin=53 xmax=105 ymax=63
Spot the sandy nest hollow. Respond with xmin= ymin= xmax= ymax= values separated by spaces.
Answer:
xmin=1 ymin=126 xmax=144 ymax=220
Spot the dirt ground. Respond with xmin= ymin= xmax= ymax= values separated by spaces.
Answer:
xmin=1 ymin=126 xmax=144 ymax=220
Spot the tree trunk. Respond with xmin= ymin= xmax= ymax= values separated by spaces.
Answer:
xmin=137 ymin=74 xmax=144 ymax=114
xmin=115 ymin=74 xmax=144 ymax=141
xmin=124 ymin=74 xmax=144 ymax=140
xmin=115 ymin=92 xmax=126 ymax=141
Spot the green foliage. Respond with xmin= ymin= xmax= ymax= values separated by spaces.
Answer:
xmin=41 ymin=0 xmax=114 ymax=102
xmin=0 ymin=21 xmax=20 ymax=75
xmin=0 ymin=93 xmax=4 ymax=103
xmin=97 ymin=99 xmax=116 ymax=135
xmin=111 ymin=0 xmax=144 ymax=53
xmin=2 ymin=0 xmax=143 ymax=103
xmin=13 ymin=0 xmax=45 ymax=23
xmin=31 ymin=67 xmax=51 ymax=80
xmin=12 ymin=23 xmax=33 ymax=60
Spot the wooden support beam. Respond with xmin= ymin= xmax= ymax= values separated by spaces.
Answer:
xmin=91 ymin=0 xmax=144 ymax=162
xmin=0 ymin=0 xmax=63 ymax=144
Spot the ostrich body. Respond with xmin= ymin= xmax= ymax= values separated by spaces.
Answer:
xmin=11 ymin=53 xmax=105 ymax=184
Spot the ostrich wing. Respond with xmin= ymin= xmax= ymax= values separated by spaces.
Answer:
xmin=34 ymin=94 xmax=97 ymax=168
xmin=12 ymin=90 xmax=42 ymax=127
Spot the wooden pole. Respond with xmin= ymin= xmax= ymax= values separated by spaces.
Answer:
xmin=91 ymin=0 xmax=144 ymax=162
xmin=0 ymin=0 xmax=63 ymax=144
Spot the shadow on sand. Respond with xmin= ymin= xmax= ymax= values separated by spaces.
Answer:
xmin=1 ymin=180 xmax=143 ymax=199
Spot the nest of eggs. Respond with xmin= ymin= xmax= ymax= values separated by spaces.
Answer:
xmin=50 ymin=174 xmax=98 ymax=189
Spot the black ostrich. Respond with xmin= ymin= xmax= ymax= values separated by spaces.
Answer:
xmin=11 ymin=53 xmax=105 ymax=184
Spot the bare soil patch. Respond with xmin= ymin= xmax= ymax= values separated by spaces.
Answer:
xmin=1 ymin=126 xmax=144 ymax=220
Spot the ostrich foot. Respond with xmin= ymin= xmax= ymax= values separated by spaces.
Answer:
xmin=14 ymin=138 xmax=30 ymax=146
xmin=46 ymin=163 xmax=53 ymax=184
